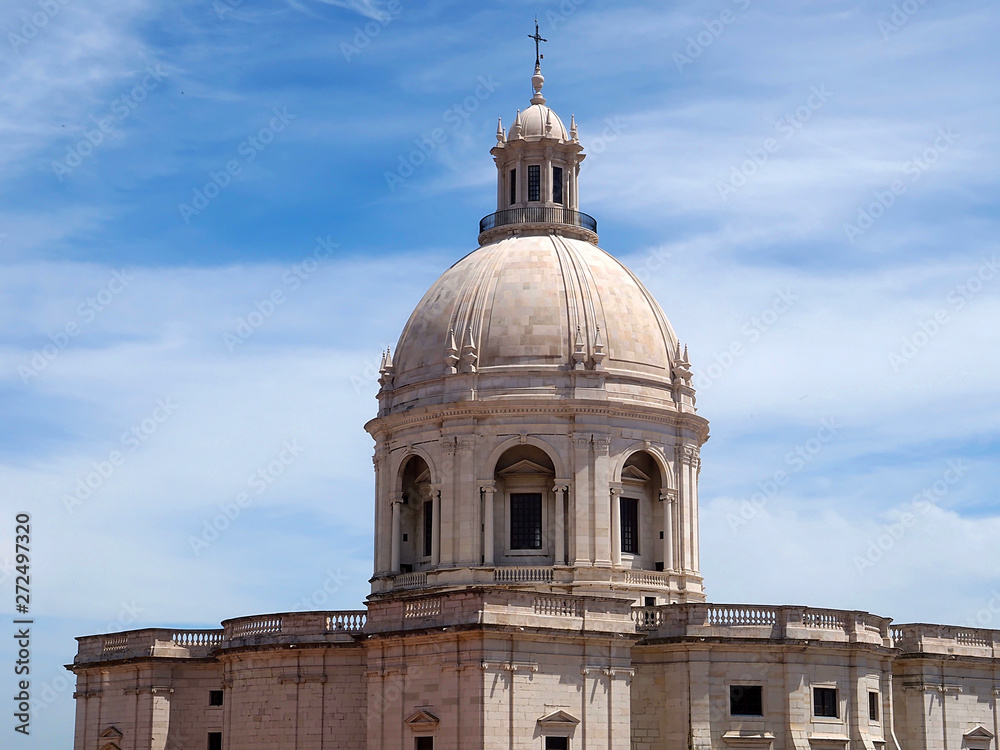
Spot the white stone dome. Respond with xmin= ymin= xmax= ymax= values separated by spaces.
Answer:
xmin=390 ymin=234 xmax=680 ymax=392
xmin=509 ymin=103 xmax=569 ymax=140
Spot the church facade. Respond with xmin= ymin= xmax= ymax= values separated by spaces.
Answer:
xmin=69 ymin=56 xmax=1000 ymax=750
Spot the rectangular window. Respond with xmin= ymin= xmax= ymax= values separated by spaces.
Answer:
xmin=423 ymin=500 xmax=433 ymax=558
xmin=208 ymin=690 xmax=223 ymax=706
xmin=814 ymin=687 xmax=838 ymax=718
xmin=552 ymin=166 xmax=563 ymax=204
xmin=868 ymin=691 xmax=880 ymax=721
xmin=730 ymin=685 xmax=763 ymax=716
xmin=415 ymin=738 xmax=434 ymax=750
xmin=510 ymin=493 xmax=542 ymax=549
xmin=620 ymin=497 xmax=639 ymax=554
xmin=545 ymin=738 xmax=568 ymax=750
xmin=654 ymin=561 xmax=664 ymax=572
xmin=208 ymin=733 xmax=222 ymax=750
xmin=528 ymin=165 xmax=540 ymax=201
xmin=509 ymin=169 xmax=517 ymax=205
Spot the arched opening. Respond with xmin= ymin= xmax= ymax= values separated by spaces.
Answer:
xmin=618 ymin=451 xmax=664 ymax=571
xmin=492 ymin=445 xmax=557 ymax=566
xmin=397 ymin=455 xmax=432 ymax=572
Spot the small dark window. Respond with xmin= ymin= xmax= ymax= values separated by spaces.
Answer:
xmin=552 ymin=166 xmax=563 ymax=204
xmin=730 ymin=685 xmax=763 ymax=716
xmin=423 ymin=500 xmax=434 ymax=557
xmin=402 ymin=533 xmax=408 ymax=542
xmin=509 ymin=169 xmax=517 ymax=205
xmin=644 ymin=597 xmax=656 ymax=606
xmin=654 ymin=562 xmax=664 ymax=572
xmin=208 ymin=732 xmax=222 ymax=750
xmin=208 ymin=690 xmax=223 ymax=706
xmin=814 ymin=687 xmax=838 ymax=718
xmin=528 ymin=165 xmax=540 ymax=201
xmin=400 ymin=563 xmax=413 ymax=573
xmin=620 ymin=497 xmax=639 ymax=554
xmin=659 ymin=530 xmax=664 ymax=539
xmin=510 ymin=493 xmax=542 ymax=549
xmin=545 ymin=738 xmax=568 ymax=750
xmin=868 ymin=691 xmax=879 ymax=721
xmin=416 ymin=738 xmax=434 ymax=750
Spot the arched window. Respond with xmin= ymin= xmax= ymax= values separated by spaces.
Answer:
xmin=620 ymin=451 xmax=664 ymax=570
xmin=398 ymin=455 xmax=432 ymax=571
xmin=492 ymin=445 xmax=556 ymax=564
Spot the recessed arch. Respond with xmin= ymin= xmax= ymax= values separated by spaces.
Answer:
xmin=484 ymin=435 xmax=566 ymax=479
xmin=391 ymin=447 xmax=437 ymax=493
xmin=614 ymin=443 xmax=673 ymax=490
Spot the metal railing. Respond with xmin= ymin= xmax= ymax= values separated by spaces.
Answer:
xmin=479 ymin=206 xmax=597 ymax=235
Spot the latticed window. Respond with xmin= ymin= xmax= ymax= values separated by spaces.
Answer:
xmin=423 ymin=500 xmax=433 ymax=558
xmin=509 ymin=168 xmax=516 ymax=205
xmin=510 ymin=493 xmax=542 ymax=549
xmin=552 ymin=166 xmax=563 ymax=204
xmin=528 ymin=165 xmax=540 ymax=201
xmin=621 ymin=497 xmax=639 ymax=554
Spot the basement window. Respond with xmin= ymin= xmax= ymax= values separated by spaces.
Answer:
xmin=814 ymin=687 xmax=838 ymax=718
xmin=730 ymin=685 xmax=763 ymax=716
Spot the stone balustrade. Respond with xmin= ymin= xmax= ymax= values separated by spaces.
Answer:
xmin=74 ymin=612 xmax=367 ymax=665
xmin=631 ymin=603 xmax=894 ymax=646
xmin=890 ymin=623 xmax=1000 ymax=657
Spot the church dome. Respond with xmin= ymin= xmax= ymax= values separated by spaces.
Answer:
xmin=509 ymin=103 xmax=569 ymax=140
xmin=390 ymin=233 xmax=680 ymax=391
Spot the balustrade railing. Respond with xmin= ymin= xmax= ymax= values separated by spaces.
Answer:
xmin=534 ymin=596 xmax=582 ymax=617
xmin=325 ymin=611 xmax=367 ymax=633
xmin=494 ymin=566 xmax=554 ymax=583
xmin=479 ymin=207 xmax=597 ymax=235
xmin=391 ymin=571 xmax=428 ymax=590
xmin=171 ymin=630 xmax=224 ymax=647
xmin=404 ymin=599 xmax=442 ymax=619
xmin=708 ymin=606 xmax=776 ymax=627
xmin=227 ymin=615 xmax=283 ymax=639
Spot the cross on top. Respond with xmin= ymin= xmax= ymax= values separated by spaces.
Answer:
xmin=528 ymin=18 xmax=547 ymax=67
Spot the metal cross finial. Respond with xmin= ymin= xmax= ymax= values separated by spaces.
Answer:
xmin=528 ymin=18 xmax=547 ymax=67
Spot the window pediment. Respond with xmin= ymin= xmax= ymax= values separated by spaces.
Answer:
xmin=498 ymin=459 xmax=552 ymax=476
xmin=537 ymin=709 xmax=580 ymax=729
xmin=99 ymin=726 xmax=123 ymax=739
xmin=405 ymin=709 xmax=439 ymax=733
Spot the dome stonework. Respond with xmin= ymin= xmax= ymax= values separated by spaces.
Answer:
xmin=391 ymin=234 xmax=679 ymax=392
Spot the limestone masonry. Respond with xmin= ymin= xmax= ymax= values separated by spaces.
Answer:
xmin=70 ymin=53 xmax=999 ymax=750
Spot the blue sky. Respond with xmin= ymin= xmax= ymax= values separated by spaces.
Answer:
xmin=1 ymin=0 xmax=999 ymax=744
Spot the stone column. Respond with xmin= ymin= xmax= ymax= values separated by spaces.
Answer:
xmin=593 ymin=434 xmax=613 ymax=567
xmin=661 ymin=488 xmax=676 ymax=572
xmin=439 ymin=441 xmax=456 ymax=566
xmin=390 ymin=492 xmax=402 ymax=573
xmin=481 ymin=481 xmax=496 ymax=565
xmin=571 ymin=433 xmax=592 ymax=565
xmin=610 ymin=485 xmax=623 ymax=567
xmin=455 ymin=437 xmax=477 ymax=566
xmin=544 ymin=146 xmax=552 ymax=204
xmin=553 ymin=482 xmax=569 ymax=565
xmin=516 ymin=154 xmax=523 ymax=206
